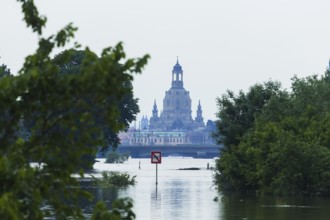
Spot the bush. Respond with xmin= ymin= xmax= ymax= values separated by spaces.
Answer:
xmin=93 ymin=171 xmax=136 ymax=188
xmin=106 ymin=152 xmax=129 ymax=163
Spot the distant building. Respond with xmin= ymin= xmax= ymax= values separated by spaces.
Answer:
xmin=119 ymin=58 xmax=216 ymax=146
xmin=149 ymin=59 xmax=205 ymax=131
xmin=140 ymin=115 xmax=149 ymax=130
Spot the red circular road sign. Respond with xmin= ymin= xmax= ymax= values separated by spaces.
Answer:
xmin=151 ymin=151 xmax=162 ymax=164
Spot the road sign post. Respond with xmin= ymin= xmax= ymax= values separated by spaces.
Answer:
xmin=151 ymin=151 xmax=161 ymax=164
xmin=151 ymin=151 xmax=161 ymax=186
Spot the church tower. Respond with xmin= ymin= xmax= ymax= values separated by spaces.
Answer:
xmin=149 ymin=100 xmax=159 ymax=130
xmin=152 ymin=100 xmax=158 ymax=118
xmin=171 ymin=57 xmax=184 ymax=88
xmin=141 ymin=115 xmax=149 ymax=130
xmin=195 ymin=100 xmax=205 ymax=127
xmin=148 ymin=58 xmax=204 ymax=131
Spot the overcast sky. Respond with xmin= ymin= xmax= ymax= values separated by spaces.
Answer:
xmin=2 ymin=0 xmax=330 ymax=121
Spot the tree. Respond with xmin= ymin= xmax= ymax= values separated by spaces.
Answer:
xmin=214 ymin=74 xmax=330 ymax=195
xmin=213 ymin=81 xmax=282 ymax=150
xmin=213 ymin=81 xmax=283 ymax=191
xmin=52 ymin=50 xmax=140 ymax=149
xmin=0 ymin=64 xmax=11 ymax=78
xmin=51 ymin=50 xmax=140 ymax=168
xmin=0 ymin=0 xmax=149 ymax=219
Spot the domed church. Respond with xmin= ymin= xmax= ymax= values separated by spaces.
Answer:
xmin=118 ymin=59 xmax=215 ymax=146
xmin=149 ymin=59 xmax=205 ymax=131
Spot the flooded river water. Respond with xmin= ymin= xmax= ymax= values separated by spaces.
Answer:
xmin=82 ymin=157 xmax=330 ymax=220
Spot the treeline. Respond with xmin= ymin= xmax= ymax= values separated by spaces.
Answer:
xmin=214 ymin=70 xmax=330 ymax=195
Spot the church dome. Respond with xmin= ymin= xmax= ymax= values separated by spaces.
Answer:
xmin=172 ymin=60 xmax=183 ymax=73
xmin=149 ymin=58 xmax=202 ymax=131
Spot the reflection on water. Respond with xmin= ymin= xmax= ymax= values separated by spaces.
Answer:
xmin=81 ymin=158 xmax=330 ymax=220
xmin=89 ymin=158 xmax=219 ymax=220
xmin=77 ymin=181 xmax=119 ymax=218
xmin=220 ymin=193 xmax=330 ymax=220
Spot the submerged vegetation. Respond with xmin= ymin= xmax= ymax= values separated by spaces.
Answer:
xmin=105 ymin=152 xmax=130 ymax=164
xmin=214 ymin=72 xmax=330 ymax=195
xmin=91 ymin=198 xmax=135 ymax=220
xmin=92 ymin=171 xmax=137 ymax=188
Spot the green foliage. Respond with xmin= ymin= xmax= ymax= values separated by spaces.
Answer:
xmin=92 ymin=171 xmax=136 ymax=188
xmin=0 ymin=64 xmax=11 ymax=78
xmin=0 ymin=1 xmax=149 ymax=219
xmin=18 ymin=0 xmax=47 ymax=35
xmin=51 ymin=49 xmax=139 ymax=170
xmin=214 ymin=76 xmax=330 ymax=195
xmin=106 ymin=152 xmax=129 ymax=164
xmin=91 ymin=198 xmax=135 ymax=220
xmin=52 ymin=49 xmax=140 ymax=153
xmin=213 ymin=81 xmax=282 ymax=150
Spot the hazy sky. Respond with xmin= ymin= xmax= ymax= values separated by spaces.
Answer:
xmin=2 ymin=0 xmax=330 ymax=121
